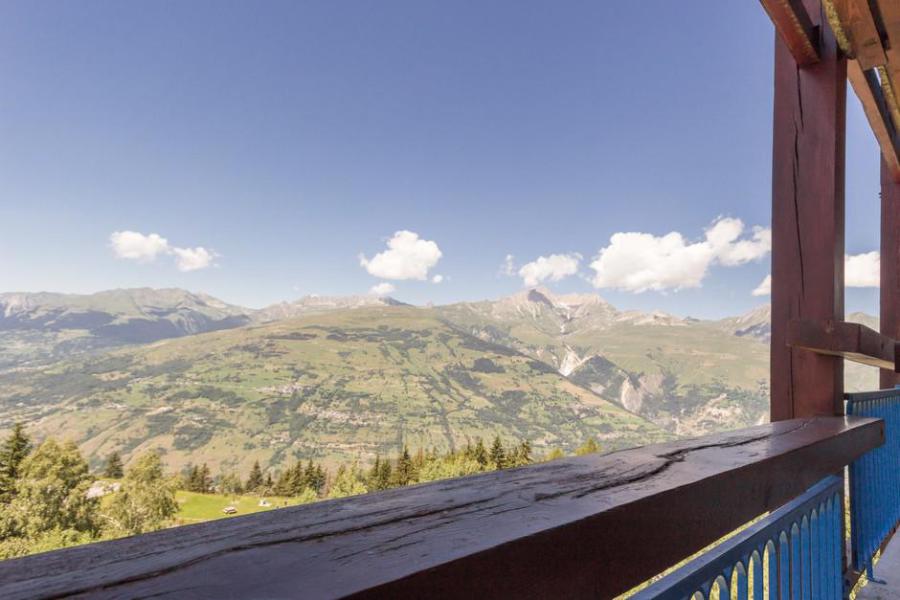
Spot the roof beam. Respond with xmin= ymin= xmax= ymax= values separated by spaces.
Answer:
xmin=759 ymin=0 xmax=820 ymax=65
xmin=847 ymin=61 xmax=900 ymax=180
xmin=833 ymin=0 xmax=887 ymax=69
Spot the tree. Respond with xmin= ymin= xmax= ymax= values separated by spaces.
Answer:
xmin=575 ymin=438 xmax=601 ymax=456
xmin=3 ymin=439 xmax=99 ymax=539
xmin=0 ymin=423 xmax=31 ymax=502
xmin=545 ymin=448 xmax=565 ymax=461
xmin=473 ymin=438 xmax=488 ymax=468
xmin=103 ymin=452 xmax=178 ymax=536
xmin=219 ymin=472 xmax=243 ymax=495
xmin=103 ymin=452 xmax=124 ymax=479
xmin=327 ymin=464 xmax=368 ymax=499
xmin=489 ymin=435 xmax=506 ymax=469
xmin=368 ymin=456 xmax=392 ymax=491
xmin=245 ymin=460 xmax=263 ymax=492
xmin=392 ymin=446 xmax=414 ymax=486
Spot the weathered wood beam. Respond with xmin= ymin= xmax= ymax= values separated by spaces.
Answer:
xmin=787 ymin=318 xmax=898 ymax=370
xmin=759 ymin=0 xmax=820 ymax=65
xmin=874 ymin=0 xmax=900 ymax=85
xmin=882 ymin=157 xmax=900 ymax=387
xmin=771 ymin=0 xmax=847 ymax=421
xmin=848 ymin=61 xmax=900 ymax=180
xmin=832 ymin=0 xmax=887 ymax=69
xmin=0 ymin=417 xmax=883 ymax=600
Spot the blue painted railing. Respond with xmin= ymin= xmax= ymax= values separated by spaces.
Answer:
xmin=846 ymin=388 xmax=900 ymax=577
xmin=631 ymin=475 xmax=843 ymax=600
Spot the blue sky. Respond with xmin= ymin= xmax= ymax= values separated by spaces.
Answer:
xmin=0 ymin=1 xmax=884 ymax=318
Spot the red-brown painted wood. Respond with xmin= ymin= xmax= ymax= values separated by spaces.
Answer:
xmin=771 ymin=0 xmax=847 ymax=421
xmin=882 ymin=156 xmax=900 ymax=388
xmin=0 ymin=417 xmax=882 ymax=600
xmin=788 ymin=318 xmax=896 ymax=370
xmin=757 ymin=0 xmax=820 ymax=65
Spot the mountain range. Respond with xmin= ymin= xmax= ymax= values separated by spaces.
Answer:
xmin=0 ymin=287 xmax=882 ymax=473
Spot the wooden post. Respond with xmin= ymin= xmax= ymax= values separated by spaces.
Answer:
xmin=770 ymin=0 xmax=847 ymax=420
xmin=881 ymin=157 xmax=900 ymax=388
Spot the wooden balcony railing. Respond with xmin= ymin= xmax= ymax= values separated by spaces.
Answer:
xmin=0 ymin=416 xmax=881 ymax=600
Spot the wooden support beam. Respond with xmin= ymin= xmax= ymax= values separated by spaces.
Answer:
xmin=771 ymin=0 xmax=847 ymax=421
xmin=875 ymin=0 xmax=900 ymax=79
xmin=787 ymin=318 xmax=898 ymax=370
xmin=758 ymin=0 xmax=820 ymax=65
xmin=0 ymin=417 xmax=883 ymax=600
xmin=848 ymin=61 xmax=900 ymax=180
xmin=882 ymin=157 xmax=900 ymax=387
xmin=833 ymin=0 xmax=887 ymax=69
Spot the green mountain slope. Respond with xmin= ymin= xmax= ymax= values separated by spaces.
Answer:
xmin=437 ymin=288 xmax=771 ymax=436
xmin=0 ymin=307 xmax=667 ymax=474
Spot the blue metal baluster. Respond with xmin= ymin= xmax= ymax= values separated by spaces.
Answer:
xmin=751 ymin=550 xmax=763 ymax=600
xmin=832 ymin=492 xmax=842 ymax=600
xmin=810 ymin=509 xmax=820 ymax=600
xmin=778 ymin=532 xmax=790 ymax=600
xmin=801 ymin=516 xmax=811 ymax=600
xmin=766 ymin=540 xmax=778 ymax=600
xmin=735 ymin=561 xmax=748 ymax=600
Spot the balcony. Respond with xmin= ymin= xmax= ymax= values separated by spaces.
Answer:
xmin=0 ymin=411 xmax=892 ymax=599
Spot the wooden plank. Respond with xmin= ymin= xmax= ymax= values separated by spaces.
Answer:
xmin=847 ymin=61 xmax=900 ymax=180
xmin=0 ymin=417 xmax=883 ymax=600
xmin=787 ymin=318 xmax=897 ymax=370
xmin=833 ymin=0 xmax=887 ymax=69
xmin=771 ymin=0 xmax=847 ymax=421
xmin=758 ymin=0 xmax=820 ymax=65
xmin=882 ymin=157 xmax=900 ymax=387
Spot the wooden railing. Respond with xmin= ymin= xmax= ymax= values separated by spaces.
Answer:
xmin=0 ymin=417 xmax=883 ymax=600
xmin=633 ymin=475 xmax=845 ymax=599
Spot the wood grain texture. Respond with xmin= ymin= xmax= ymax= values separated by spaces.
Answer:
xmin=833 ymin=0 xmax=887 ymax=69
xmin=882 ymin=157 xmax=900 ymax=387
xmin=771 ymin=0 xmax=847 ymax=421
xmin=758 ymin=0 xmax=820 ymax=65
xmin=787 ymin=318 xmax=897 ymax=370
xmin=0 ymin=417 xmax=882 ymax=600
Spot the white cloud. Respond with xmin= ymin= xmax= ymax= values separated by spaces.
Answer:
xmin=846 ymin=252 xmax=880 ymax=287
xmin=518 ymin=253 xmax=581 ymax=287
xmin=749 ymin=251 xmax=878 ymax=297
xmin=589 ymin=217 xmax=771 ymax=293
xmin=360 ymin=230 xmax=442 ymax=280
xmin=708 ymin=219 xmax=771 ymax=266
xmin=109 ymin=230 xmax=216 ymax=271
xmin=172 ymin=247 xmax=216 ymax=272
xmin=110 ymin=231 xmax=170 ymax=262
xmin=431 ymin=274 xmax=444 ymax=284
xmin=752 ymin=274 xmax=771 ymax=296
xmin=370 ymin=282 xmax=396 ymax=296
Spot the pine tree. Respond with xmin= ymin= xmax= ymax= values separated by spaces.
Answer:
xmin=489 ymin=435 xmax=506 ymax=469
xmin=473 ymin=438 xmax=488 ymax=468
xmin=103 ymin=452 xmax=124 ymax=479
xmin=0 ymin=423 xmax=31 ymax=502
xmin=245 ymin=460 xmax=263 ymax=492
xmin=289 ymin=462 xmax=306 ymax=496
xmin=393 ymin=446 xmax=414 ymax=486
xmin=575 ymin=438 xmax=601 ymax=456
xmin=516 ymin=440 xmax=532 ymax=466
xmin=198 ymin=463 xmax=212 ymax=493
